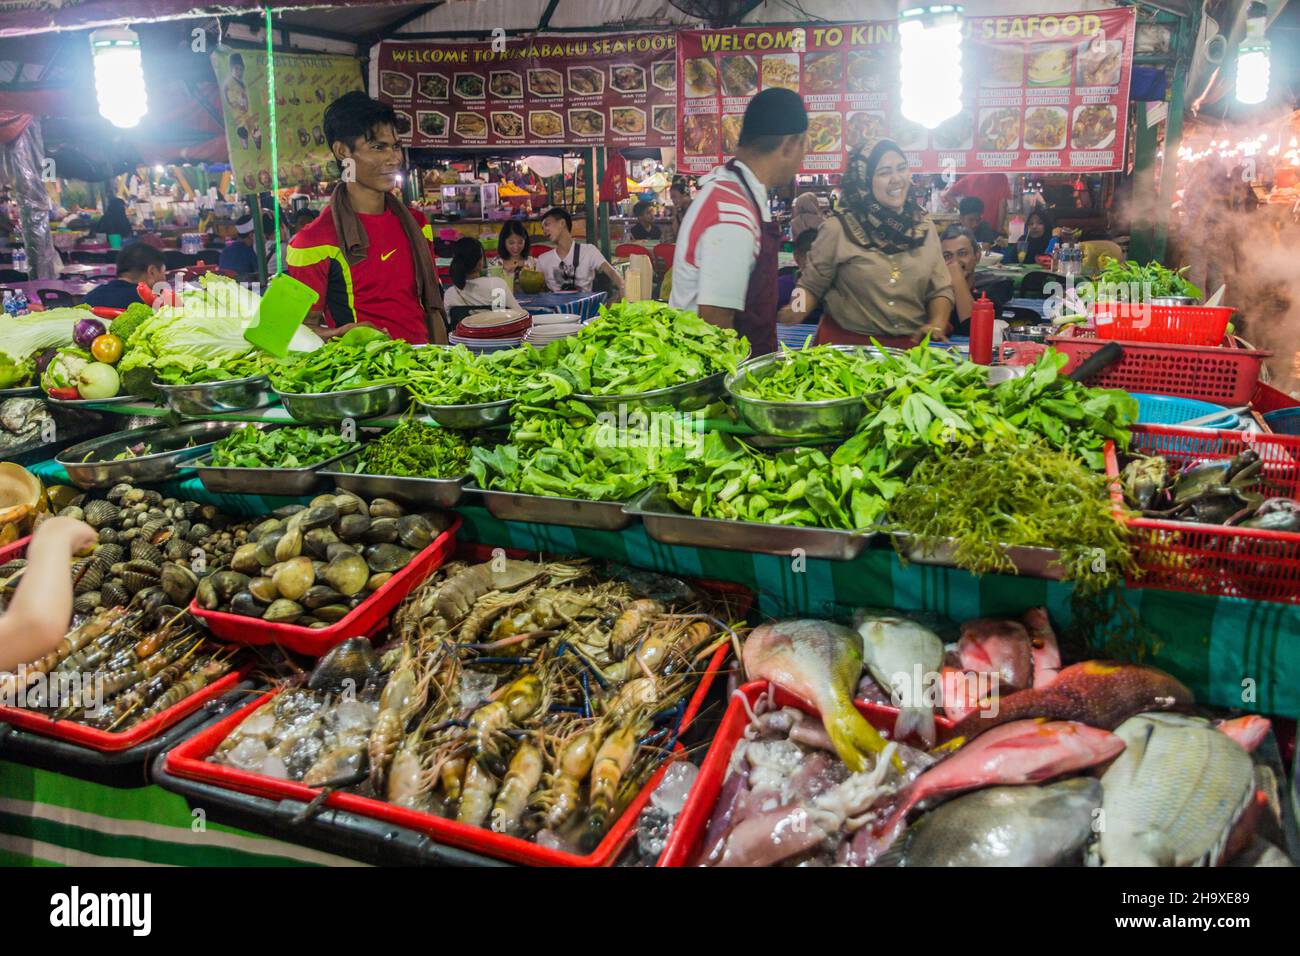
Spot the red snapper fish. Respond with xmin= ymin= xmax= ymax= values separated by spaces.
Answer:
xmin=951 ymin=661 xmax=1193 ymax=740
xmin=957 ymin=618 xmax=1033 ymax=692
xmin=1020 ymin=607 xmax=1061 ymax=689
xmin=851 ymin=718 xmax=1126 ymax=865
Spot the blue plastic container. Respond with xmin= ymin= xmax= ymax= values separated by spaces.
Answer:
xmin=1131 ymin=393 xmax=1238 ymax=429
xmin=1263 ymin=407 xmax=1300 ymax=436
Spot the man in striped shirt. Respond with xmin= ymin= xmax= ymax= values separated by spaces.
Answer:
xmin=669 ymin=88 xmax=807 ymax=354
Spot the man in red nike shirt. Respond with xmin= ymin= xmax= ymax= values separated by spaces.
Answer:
xmin=288 ymin=93 xmax=447 ymax=343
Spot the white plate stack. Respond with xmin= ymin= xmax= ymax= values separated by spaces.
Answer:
xmin=524 ymin=312 xmax=583 ymax=347
xmin=448 ymin=308 xmax=532 ymax=352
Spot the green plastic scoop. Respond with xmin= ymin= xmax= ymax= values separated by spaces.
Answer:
xmin=243 ymin=273 xmax=317 ymax=357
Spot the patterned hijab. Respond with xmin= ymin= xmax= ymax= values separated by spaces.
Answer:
xmin=836 ymin=139 xmax=928 ymax=255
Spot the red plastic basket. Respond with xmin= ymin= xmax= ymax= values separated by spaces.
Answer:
xmin=1114 ymin=425 xmax=1300 ymax=604
xmin=0 ymin=536 xmax=30 ymax=566
xmin=188 ymin=516 xmax=461 ymax=657
xmin=657 ymin=680 xmax=956 ymax=867
xmin=1089 ymin=302 xmax=1235 ymax=347
xmin=1049 ymin=328 xmax=1270 ymax=405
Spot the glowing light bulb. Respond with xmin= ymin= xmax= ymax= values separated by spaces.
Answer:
xmin=91 ymin=28 xmax=148 ymax=129
xmin=898 ymin=5 xmax=964 ymax=130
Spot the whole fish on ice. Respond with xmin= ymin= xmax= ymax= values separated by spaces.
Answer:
xmin=743 ymin=619 xmax=900 ymax=772
xmin=854 ymin=610 xmax=945 ymax=748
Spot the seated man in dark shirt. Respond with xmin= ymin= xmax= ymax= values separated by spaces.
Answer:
xmin=628 ymin=200 xmax=662 ymax=241
xmin=82 ymin=241 xmax=166 ymax=310
xmin=940 ymin=224 xmax=1012 ymax=336
xmin=957 ymin=196 xmax=999 ymax=246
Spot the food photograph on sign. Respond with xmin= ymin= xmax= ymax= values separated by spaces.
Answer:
xmin=417 ymin=73 xmax=448 ymax=100
xmin=569 ymin=107 xmax=604 ymax=135
xmin=684 ymin=57 xmax=719 ymax=97
xmin=761 ymin=53 xmax=799 ymax=91
xmin=454 ymin=111 xmax=488 ymax=137
xmin=682 ymin=113 xmax=719 ymax=153
xmin=807 ymin=112 xmax=843 ymax=153
xmin=1023 ymin=106 xmax=1068 ymax=150
xmin=847 ymin=49 xmax=888 ymax=93
xmin=454 ymin=73 xmax=485 ymax=99
xmin=528 ymin=68 xmax=563 ymax=97
xmin=529 ymin=109 xmax=564 ymax=137
xmin=721 ymin=114 xmax=743 ymax=154
xmin=981 ymin=46 xmax=1024 ymax=88
xmin=417 ymin=111 xmax=448 ymax=136
xmin=392 ymin=111 xmax=413 ymax=139
xmin=977 ymin=107 xmax=1021 ymax=150
xmin=720 ymin=55 xmax=759 ymax=97
xmin=568 ymin=66 xmax=605 ymax=96
xmin=804 ymin=53 xmax=842 ymax=94
xmin=1077 ymin=37 xmax=1123 ymax=86
xmin=846 ymin=110 xmax=887 ymax=151
xmin=932 ymin=110 xmax=974 ymax=150
xmin=893 ymin=114 xmax=929 ymax=151
xmin=610 ymin=64 xmax=647 ymax=94
xmin=611 ymin=106 xmax=646 ymax=135
xmin=1071 ymin=104 xmax=1117 ymax=149
xmin=489 ymin=71 xmax=523 ymax=99
xmin=651 ymin=60 xmax=676 ymax=90
xmin=380 ymin=71 xmax=413 ymax=98
xmin=1026 ymin=45 xmax=1073 ymax=87
xmin=652 ymin=104 xmax=676 ymax=134
xmin=491 ymin=111 xmax=524 ymax=138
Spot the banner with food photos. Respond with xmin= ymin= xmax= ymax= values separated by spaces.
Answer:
xmin=676 ymin=8 xmax=1134 ymax=176
xmin=371 ymin=35 xmax=677 ymax=149
xmin=212 ymin=49 xmax=363 ymax=192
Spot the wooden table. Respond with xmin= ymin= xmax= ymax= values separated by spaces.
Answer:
xmin=59 ymin=262 xmax=115 ymax=278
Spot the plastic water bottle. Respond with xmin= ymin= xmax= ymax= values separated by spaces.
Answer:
xmin=2 ymin=291 xmax=14 ymax=317
xmin=11 ymin=246 xmax=27 ymax=275
xmin=13 ymin=290 xmax=29 ymax=314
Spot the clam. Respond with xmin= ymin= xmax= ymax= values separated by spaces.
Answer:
xmin=314 ymin=604 xmax=351 ymax=623
xmin=229 ymin=591 xmax=264 ymax=618
xmin=248 ymin=576 xmax=279 ymax=604
xmin=272 ymin=556 xmax=316 ymax=602
xmin=272 ymin=504 xmax=307 ymax=520
xmin=397 ymin=514 xmax=434 ymax=551
xmin=139 ymin=518 xmax=170 ymax=543
xmin=136 ymin=586 xmax=171 ymax=612
xmin=231 ymin=543 xmax=262 ymax=575
xmin=105 ymin=483 xmax=133 ymax=504
xmin=324 ymin=552 xmax=369 ymax=596
xmin=61 ymin=506 xmax=86 ymax=523
xmin=124 ymin=559 xmax=162 ymax=577
xmin=369 ymin=498 xmax=403 ymax=519
xmin=164 ymin=537 xmax=192 ymax=562
xmin=302 ymin=585 xmax=346 ymax=610
xmin=326 ymin=542 xmax=358 ymax=563
xmin=72 ymin=557 xmax=106 ymax=595
xmin=255 ymin=529 xmax=286 ymax=566
xmin=263 ymin=599 xmax=304 ymax=623
xmin=367 ymin=572 xmax=393 ymax=591
xmin=211 ymin=570 xmax=251 ymax=601
xmin=129 ymin=539 xmax=163 ymax=565
xmin=93 ymin=543 xmax=124 ymax=566
xmin=337 ymin=513 xmax=370 ymax=542
xmin=275 ymin=526 xmax=304 ymax=563
xmin=299 ymin=503 xmax=339 ymax=531
xmin=309 ymin=622 xmax=331 ymax=630
xmin=333 ymin=493 xmax=364 ymax=516
xmin=307 ymin=636 xmax=379 ymax=691
xmin=73 ymin=591 xmax=101 ymax=614
xmin=122 ymin=571 xmax=156 ymax=595
xmin=83 ymin=499 xmax=120 ymax=529
xmin=304 ymin=528 xmax=339 ymax=560
xmin=196 ymin=577 xmax=219 ymax=610
xmin=97 ymin=527 xmax=118 ymax=545
xmin=365 ymin=543 xmax=413 ymax=574
xmin=365 ymin=517 xmax=399 ymax=544
xmin=187 ymin=523 xmax=212 ymax=543
xmin=310 ymin=494 xmax=337 ymax=508
xmin=101 ymin=581 xmax=131 ymax=608
xmin=161 ymin=562 xmax=199 ymax=604
xmin=248 ymin=518 xmax=283 ymax=543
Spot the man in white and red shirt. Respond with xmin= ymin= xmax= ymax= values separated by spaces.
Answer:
xmin=669 ymin=88 xmax=807 ymax=355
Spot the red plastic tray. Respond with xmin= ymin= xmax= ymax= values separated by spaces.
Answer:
xmin=658 ymin=680 xmax=956 ymax=867
xmin=1090 ymin=302 xmax=1235 ymax=347
xmin=1049 ymin=328 xmax=1270 ymax=405
xmin=164 ymin=559 xmax=754 ymax=867
xmin=1114 ymin=425 xmax=1300 ymax=604
xmin=188 ymin=515 xmax=461 ymax=657
xmin=0 ymin=536 xmax=30 ymax=566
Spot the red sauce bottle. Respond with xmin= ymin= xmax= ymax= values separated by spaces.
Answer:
xmin=970 ymin=291 xmax=995 ymax=366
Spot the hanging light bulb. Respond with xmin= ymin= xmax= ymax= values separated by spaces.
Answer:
xmin=1236 ymin=3 xmax=1270 ymax=105
xmin=898 ymin=4 xmax=964 ymax=130
xmin=91 ymin=27 xmax=148 ymax=128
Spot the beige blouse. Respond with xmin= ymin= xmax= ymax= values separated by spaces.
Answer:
xmin=798 ymin=215 xmax=954 ymax=337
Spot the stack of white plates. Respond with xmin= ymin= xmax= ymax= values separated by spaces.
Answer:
xmin=449 ymin=333 xmax=526 ymax=351
xmin=525 ymin=312 xmax=583 ymax=346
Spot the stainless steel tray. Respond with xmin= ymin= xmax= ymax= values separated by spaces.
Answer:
xmin=56 ymin=420 xmax=245 ymax=489
xmin=469 ymin=482 xmax=636 ymax=530
xmin=192 ymin=446 xmax=356 ymax=496
xmin=890 ymin=531 xmax=1070 ymax=580
xmin=0 ymin=386 xmax=41 ymax=400
xmin=155 ymin=374 xmax=274 ymax=417
xmin=624 ymin=487 xmax=875 ymax=561
xmin=44 ymin=393 xmax=146 ymax=409
xmin=320 ymin=454 xmax=468 ymax=509
xmin=419 ymin=398 xmax=513 ymax=429
xmin=572 ymin=369 xmax=731 ymax=414
xmin=274 ymin=384 xmax=410 ymax=424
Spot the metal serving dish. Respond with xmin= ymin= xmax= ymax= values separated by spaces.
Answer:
xmin=891 ymin=532 xmax=1071 ymax=580
xmin=191 ymin=427 xmax=357 ymax=496
xmin=274 ymin=384 xmax=410 ymax=424
xmin=625 ymin=487 xmax=875 ymax=562
xmin=44 ymin=393 xmax=146 ymax=409
xmin=572 ymin=368 xmax=735 ymax=415
xmin=725 ymin=347 xmax=889 ymax=441
xmin=468 ymin=482 xmax=636 ymax=531
xmin=320 ymin=454 xmax=468 ymax=509
xmin=56 ymin=420 xmax=245 ymax=489
xmin=154 ymin=374 xmax=274 ymax=417
xmin=419 ymin=398 xmax=513 ymax=430
xmin=1151 ymin=296 xmax=1198 ymax=307
xmin=0 ymin=386 xmax=41 ymax=400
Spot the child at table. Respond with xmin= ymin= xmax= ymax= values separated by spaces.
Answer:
xmin=0 ymin=516 xmax=96 ymax=672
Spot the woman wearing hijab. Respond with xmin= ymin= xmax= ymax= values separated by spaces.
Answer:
xmin=1003 ymin=205 xmax=1057 ymax=264
xmin=93 ymin=197 xmax=133 ymax=240
xmin=779 ymin=140 xmax=952 ymax=346
xmin=788 ymin=191 xmax=824 ymax=240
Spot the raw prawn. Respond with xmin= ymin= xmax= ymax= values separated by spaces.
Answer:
xmin=468 ymin=671 xmax=545 ymax=774
xmin=531 ymin=723 xmax=604 ymax=832
xmin=457 ymin=759 xmax=499 ymax=827
xmin=490 ymin=737 xmax=544 ymax=834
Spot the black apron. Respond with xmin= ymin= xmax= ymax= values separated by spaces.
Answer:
xmin=726 ymin=160 xmax=779 ymax=356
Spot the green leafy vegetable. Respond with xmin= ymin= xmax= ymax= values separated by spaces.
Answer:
xmin=355 ymin=419 xmax=477 ymax=478
xmin=732 ymin=345 xmax=895 ymax=402
xmin=406 ymin=344 xmax=549 ymax=405
xmin=270 ymin=326 xmax=417 ymax=394
xmin=1077 ymin=256 xmax=1202 ymax=302
xmin=155 ymin=351 xmax=281 ymax=386
xmin=0 ymin=308 xmax=91 ymax=384
xmin=209 ymin=425 xmax=357 ymax=469
xmin=108 ymin=302 xmax=153 ymax=344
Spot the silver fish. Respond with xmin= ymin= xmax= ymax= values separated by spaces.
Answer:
xmin=854 ymin=610 xmax=945 ymax=747
xmin=888 ymin=778 xmax=1101 ymax=867
xmin=1091 ymin=712 xmax=1255 ymax=867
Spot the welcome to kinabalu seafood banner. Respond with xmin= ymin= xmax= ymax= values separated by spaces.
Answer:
xmin=370 ymin=34 xmax=678 ymax=150
xmin=676 ymin=8 xmax=1135 ymax=177
xmin=211 ymin=48 xmax=364 ymax=193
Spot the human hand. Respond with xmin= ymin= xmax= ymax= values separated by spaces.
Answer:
xmin=34 ymin=515 xmax=97 ymax=556
xmin=913 ymin=324 xmax=949 ymax=345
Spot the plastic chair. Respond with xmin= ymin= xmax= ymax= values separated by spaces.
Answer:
xmin=37 ymin=288 xmax=77 ymax=308
xmin=530 ymin=244 xmax=553 ymax=258
xmin=653 ymin=242 xmax=676 ymax=267
xmin=615 ymin=243 xmax=650 ymax=259
xmin=163 ymin=250 xmax=200 ymax=269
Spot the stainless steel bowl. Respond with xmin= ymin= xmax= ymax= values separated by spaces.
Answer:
xmin=1151 ymin=296 xmax=1199 ymax=307
xmin=725 ymin=347 xmax=888 ymax=441
xmin=419 ymin=398 xmax=513 ymax=429
xmin=572 ymin=369 xmax=731 ymax=414
xmin=274 ymin=384 xmax=410 ymax=424
xmin=56 ymin=420 xmax=246 ymax=489
xmin=155 ymin=374 xmax=274 ymax=417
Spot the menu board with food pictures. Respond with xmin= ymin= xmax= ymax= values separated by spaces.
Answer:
xmin=372 ymin=35 xmax=677 ymax=149
xmin=212 ymin=48 xmax=364 ymax=191
xmin=676 ymin=8 xmax=1134 ymax=176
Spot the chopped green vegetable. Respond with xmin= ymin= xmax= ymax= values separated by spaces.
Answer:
xmin=270 ymin=326 xmax=417 ymax=394
xmin=732 ymin=345 xmax=895 ymax=402
xmin=155 ymin=351 xmax=281 ymax=386
xmin=209 ymin=425 xmax=357 ymax=469
xmin=406 ymin=344 xmax=549 ymax=405
xmin=355 ymin=419 xmax=477 ymax=478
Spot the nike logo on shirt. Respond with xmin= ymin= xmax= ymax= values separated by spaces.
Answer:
xmin=380 ymin=249 xmax=397 ymax=261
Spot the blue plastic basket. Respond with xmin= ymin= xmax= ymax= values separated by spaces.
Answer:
xmin=1263 ymin=407 xmax=1300 ymax=436
xmin=1131 ymin=393 xmax=1238 ymax=429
